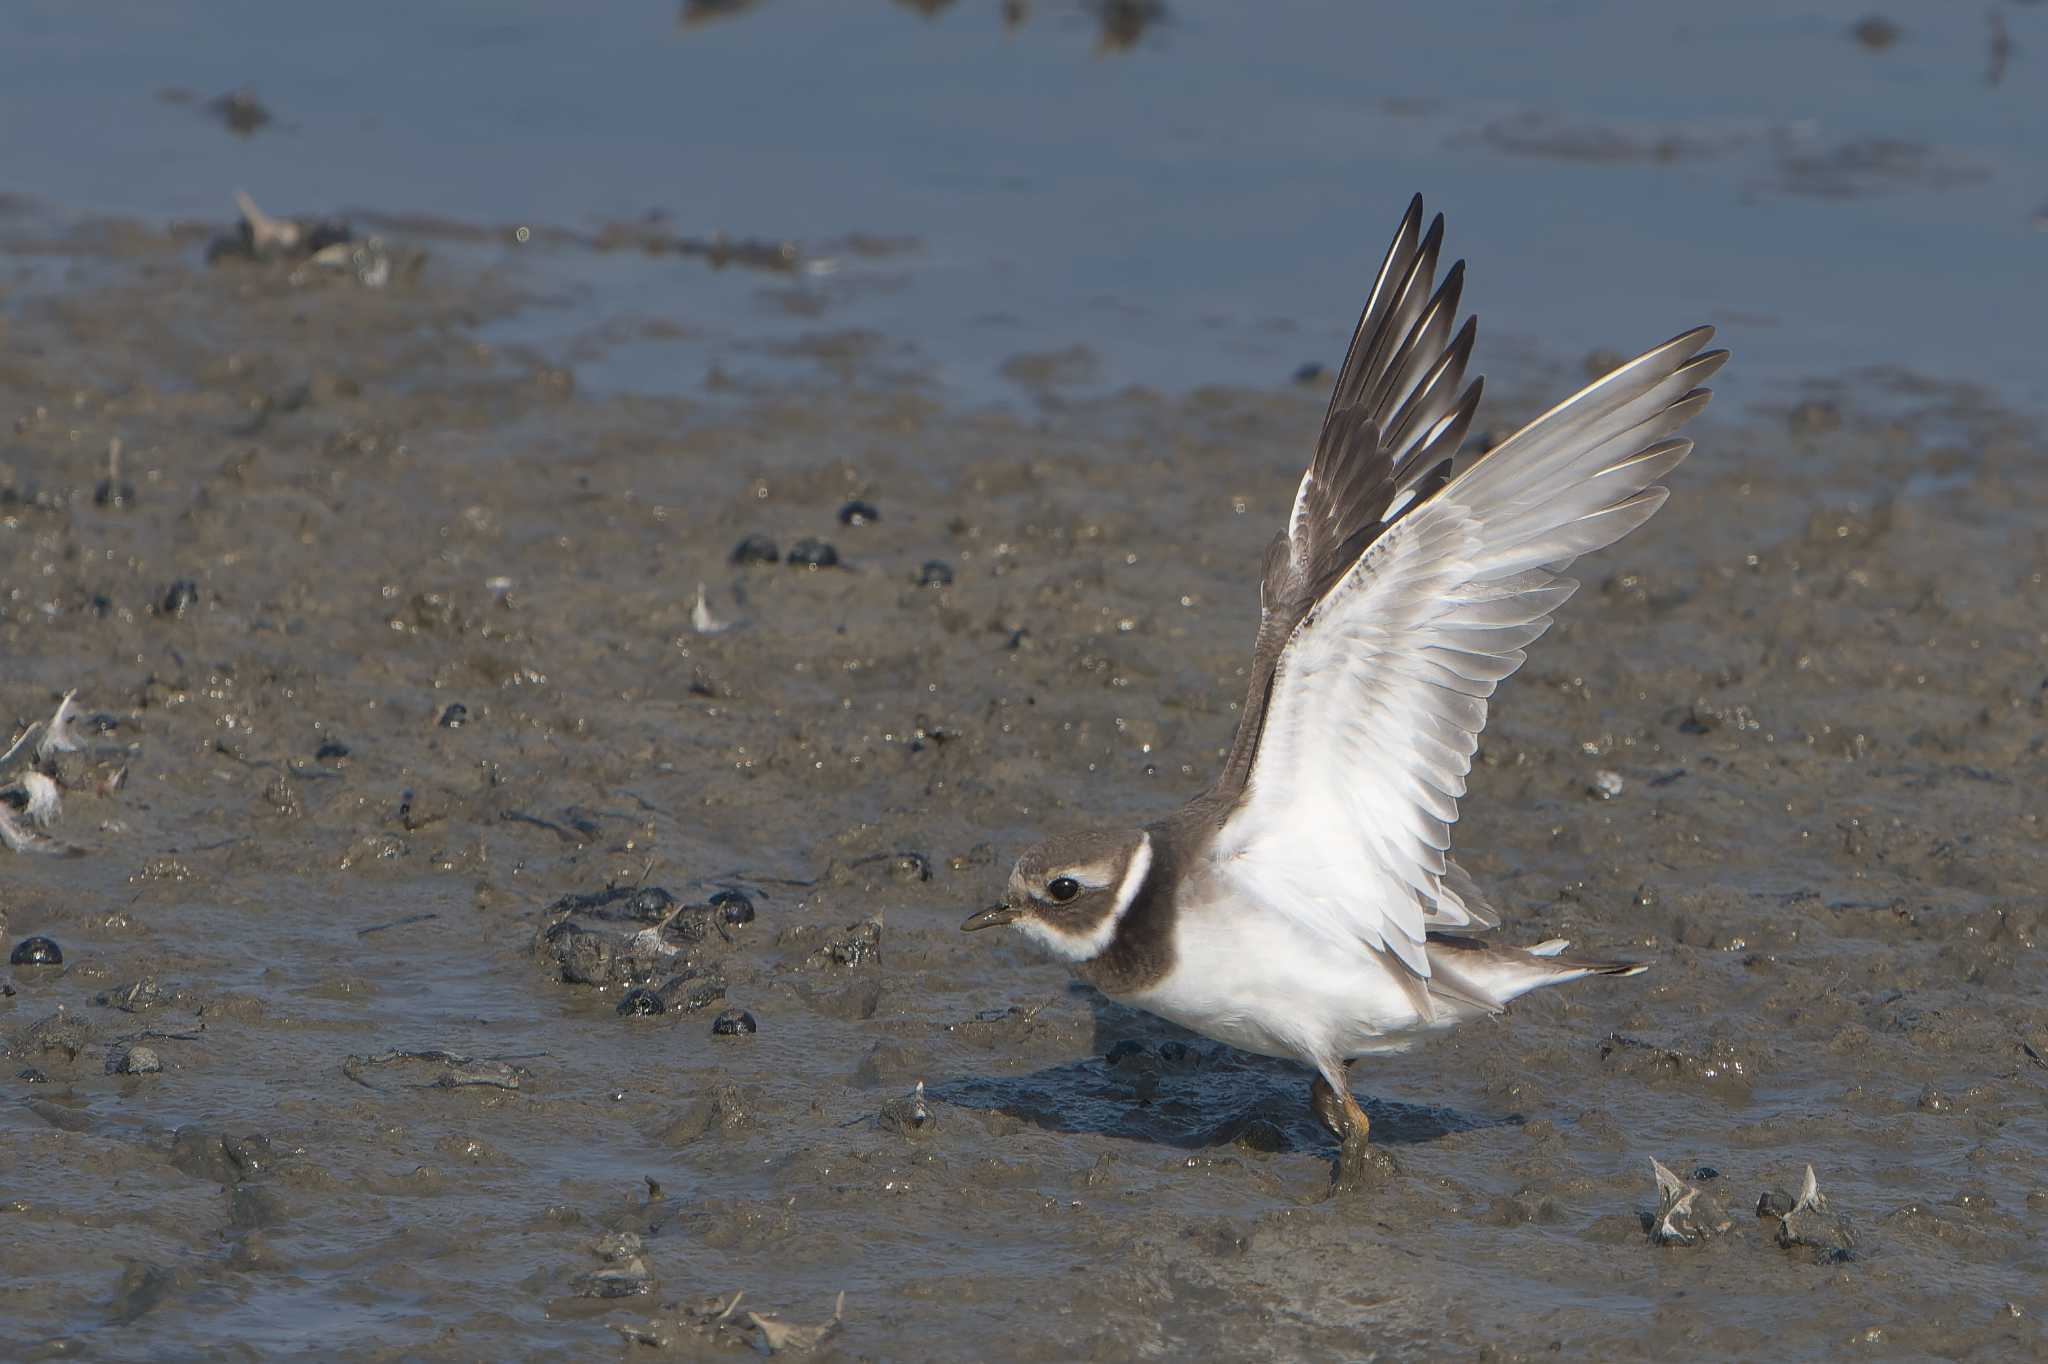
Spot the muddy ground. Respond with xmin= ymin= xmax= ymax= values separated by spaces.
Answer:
xmin=2 ymin=212 xmax=2045 ymax=1361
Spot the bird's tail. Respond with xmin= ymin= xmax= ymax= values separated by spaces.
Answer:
xmin=1421 ymin=933 xmax=1646 ymax=1016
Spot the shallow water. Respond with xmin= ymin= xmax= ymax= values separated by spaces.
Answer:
xmin=6 ymin=0 xmax=2046 ymax=408
xmin=4 ymin=5 xmax=2048 ymax=1361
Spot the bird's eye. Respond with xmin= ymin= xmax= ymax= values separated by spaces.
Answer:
xmin=1046 ymin=876 xmax=1081 ymax=903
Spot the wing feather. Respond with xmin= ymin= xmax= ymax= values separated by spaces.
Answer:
xmin=1210 ymin=200 xmax=1723 ymax=979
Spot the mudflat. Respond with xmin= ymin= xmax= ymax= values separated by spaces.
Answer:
xmin=3 ymin=216 xmax=2044 ymax=1360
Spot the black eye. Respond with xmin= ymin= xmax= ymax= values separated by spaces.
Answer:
xmin=1046 ymin=877 xmax=1081 ymax=903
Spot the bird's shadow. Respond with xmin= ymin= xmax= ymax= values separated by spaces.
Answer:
xmin=927 ymin=985 xmax=1520 ymax=1156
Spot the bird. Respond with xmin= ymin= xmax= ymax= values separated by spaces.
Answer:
xmin=961 ymin=194 xmax=1724 ymax=1191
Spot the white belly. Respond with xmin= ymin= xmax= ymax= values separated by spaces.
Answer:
xmin=1114 ymin=897 xmax=1438 ymax=1065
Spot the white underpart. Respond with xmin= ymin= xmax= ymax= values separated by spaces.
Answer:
xmin=1122 ymin=889 xmax=1620 ymax=1064
xmin=1217 ymin=329 xmax=1718 ymax=978
xmin=1014 ymin=832 xmax=1153 ymax=964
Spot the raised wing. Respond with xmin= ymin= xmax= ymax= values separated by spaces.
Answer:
xmin=1210 ymin=195 xmax=1482 ymax=802
xmin=1212 ymin=203 xmax=1724 ymax=980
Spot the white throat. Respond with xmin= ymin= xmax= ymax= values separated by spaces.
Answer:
xmin=1016 ymin=832 xmax=1153 ymax=963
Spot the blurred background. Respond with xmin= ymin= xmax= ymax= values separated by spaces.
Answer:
xmin=6 ymin=0 xmax=2044 ymax=411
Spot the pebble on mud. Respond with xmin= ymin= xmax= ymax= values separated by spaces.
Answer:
xmin=106 ymin=1044 xmax=163 ymax=1076
xmin=207 ymin=89 xmax=273 ymax=135
xmin=618 ymin=987 xmax=666 ymax=1017
xmin=1588 ymin=769 xmax=1625 ymax=800
xmin=917 ymin=559 xmax=954 ymax=587
xmin=711 ymin=1008 xmax=756 ymax=1036
xmin=786 ymin=537 xmax=840 ymax=569
xmin=1648 ymin=1157 xmax=1731 ymax=1246
xmin=437 ymin=703 xmax=469 ymax=729
xmin=709 ymin=889 xmax=755 ymax=926
xmin=10 ymin=936 xmax=62 ymax=967
xmin=879 ymin=1080 xmax=933 ymax=1135
xmin=837 ymin=499 xmax=880 ymax=526
xmin=731 ymin=533 xmax=780 ymax=565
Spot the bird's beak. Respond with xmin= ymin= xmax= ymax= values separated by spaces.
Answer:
xmin=960 ymin=903 xmax=1020 ymax=932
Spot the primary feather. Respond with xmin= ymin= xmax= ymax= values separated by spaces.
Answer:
xmin=1211 ymin=195 xmax=1724 ymax=981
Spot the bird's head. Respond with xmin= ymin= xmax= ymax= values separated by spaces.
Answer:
xmin=960 ymin=828 xmax=1154 ymax=962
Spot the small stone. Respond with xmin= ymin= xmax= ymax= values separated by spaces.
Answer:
xmin=162 ymin=580 xmax=200 ymax=617
xmin=10 ymin=937 xmax=62 ymax=967
xmin=437 ymin=703 xmax=468 ymax=728
xmin=709 ymin=889 xmax=755 ymax=926
xmin=107 ymin=1044 xmax=163 ymax=1076
xmin=1692 ymin=1165 xmax=1720 ymax=1182
xmin=711 ymin=1008 xmax=756 ymax=1036
xmin=917 ymin=560 xmax=954 ymax=588
xmin=314 ymin=739 xmax=351 ymax=761
xmin=786 ymin=537 xmax=840 ymax=569
xmin=623 ymin=887 xmax=678 ymax=921
xmin=1588 ymin=769 xmax=1625 ymax=800
xmin=1849 ymin=15 xmax=1900 ymax=51
xmin=652 ymin=972 xmax=726 ymax=1013
xmin=93 ymin=478 xmax=137 ymax=507
xmin=837 ymin=499 xmax=880 ymax=526
xmin=616 ymin=987 xmax=665 ymax=1017
xmin=730 ymin=533 xmax=779 ymax=565
xmin=18 ymin=1067 xmax=48 ymax=1084
xmin=880 ymin=1080 xmax=933 ymax=1135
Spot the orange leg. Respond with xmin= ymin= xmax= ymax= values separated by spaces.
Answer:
xmin=1310 ymin=1062 xmax=1381 ymax=1193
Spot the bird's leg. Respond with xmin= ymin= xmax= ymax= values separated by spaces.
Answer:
xmin=1309 ymin=1072 xmax=1349 ymax=1141
xmin=1312 ymin=1062 xmax=1388 ymax=1194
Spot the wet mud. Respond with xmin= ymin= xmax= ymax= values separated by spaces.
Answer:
xmin=2 ymin=216 xmax=2046 ymax=1360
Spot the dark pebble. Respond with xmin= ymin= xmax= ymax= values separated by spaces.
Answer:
xmin=314 ymin=739 xmax=351 ymax=761
xmin=18 ymin=1067 xmax=48 ymax=1084
xmin=208 ymin=89 xmax=272 ymax=135
xmin=711 ymin=1008 xmax=757 ymax=1036
xmin=786 ymin=537 xmax=839 ymax=569
xmin=616 ymin=987 xmax=666 ymax=1017
xmin=1104 ymin=1039 xmax=1148 ymax=1065
xmin=1293 ymin=362 xmax=1327 ymax=386
xmin=917 ymin=560 xmax=954 ymax=588
xmin=106 ymin=1044 xmax=163 ymax=1076
xmin=709 ymin=889 xmax=755 ymax=926
xmin=730 ymin=533 xmax=780 ymax=565
xmin=162 ymin=580 xmax=200 ymax=616
xmin=837 ymin=499 xmax=880 ymax=526
xmin=10 ymin=936 xmax=62 ymax=967
xmin=1693 ymin=1165 xmax=1721 ymax=1182
xmin=624 ymin=887 xmax=678 ymax=921
xmin=1758 ymin=1189 xmax=1795 ymax=1219
xmin=93 ymin=478 xmax=137 ymax=507
xmin=438 ymin=703 xmax=468 ymax=728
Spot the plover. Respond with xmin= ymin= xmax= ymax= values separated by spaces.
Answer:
xmin=963 ymin=195 xmax=1724 ymax=1189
